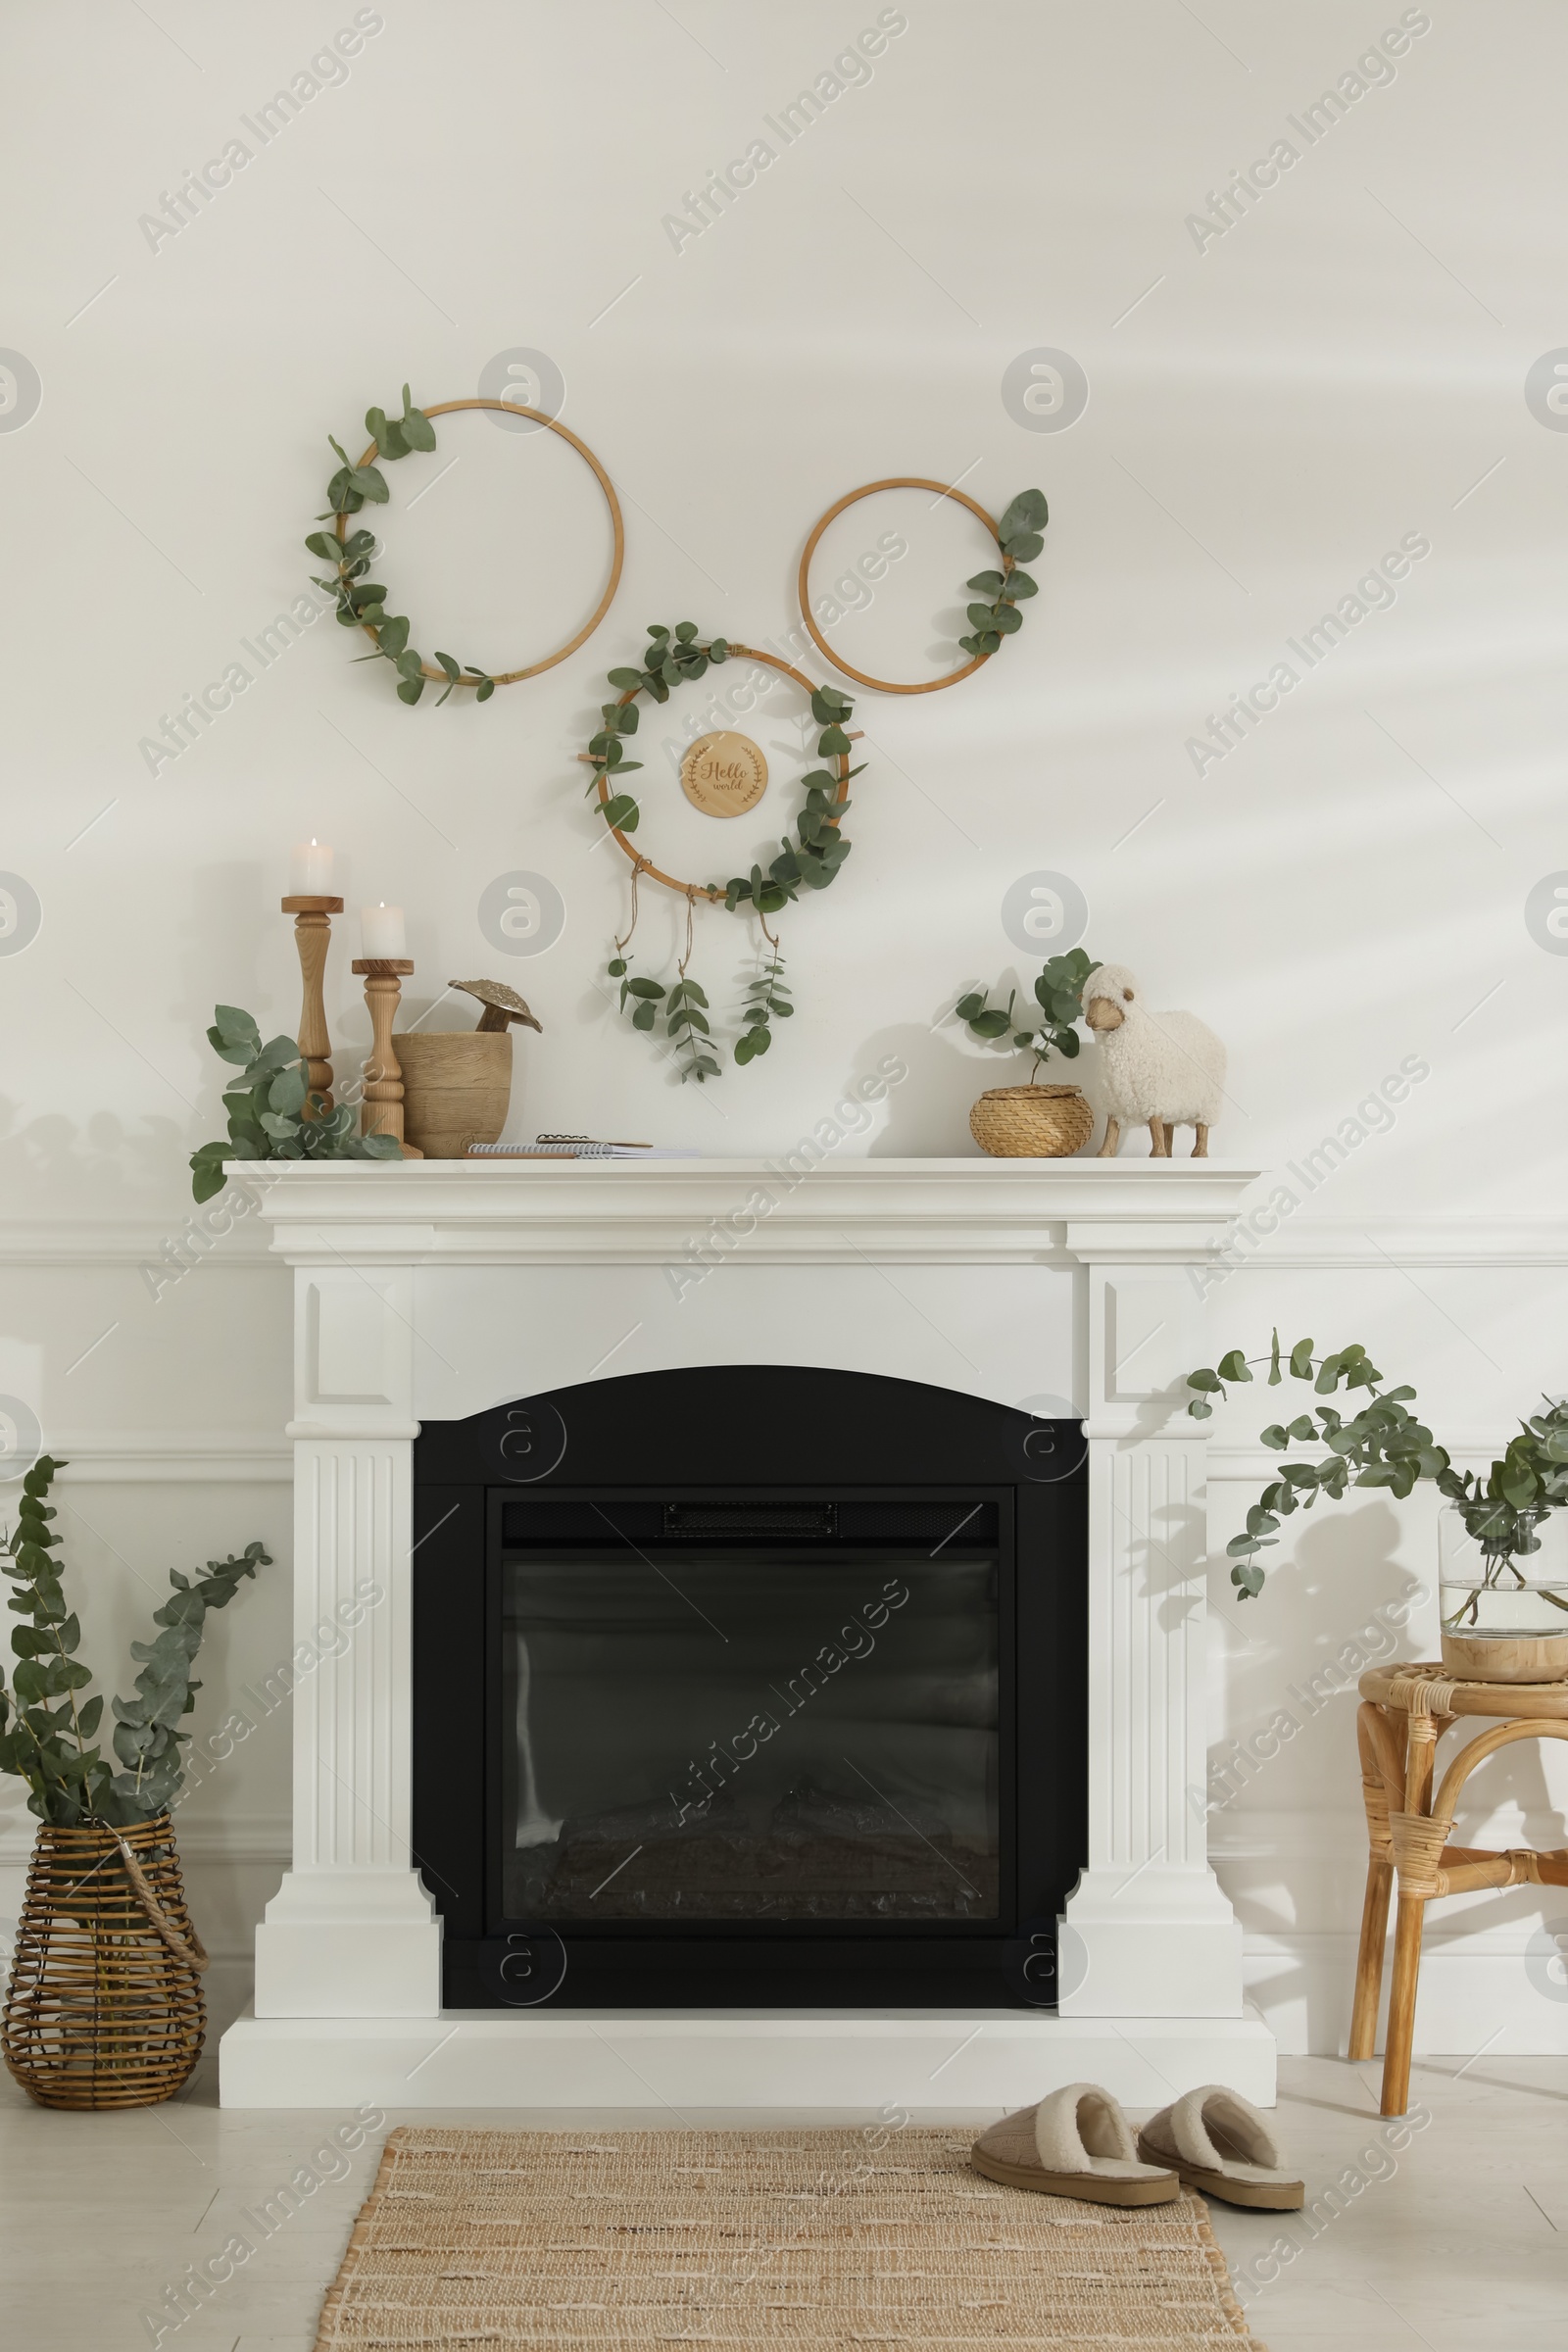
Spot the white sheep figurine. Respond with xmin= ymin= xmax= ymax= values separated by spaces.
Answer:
xmin=1084 ymin=963 xmax=1225 ymax=1158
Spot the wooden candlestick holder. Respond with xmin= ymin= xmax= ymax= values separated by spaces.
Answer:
xmin=281 ymin=895 xmax=344 ymax=1115
xmin=351 ymin=958 xmax=423 ymax=1157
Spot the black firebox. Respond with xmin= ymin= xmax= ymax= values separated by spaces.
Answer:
xmin=412 ymin=1366 xmax=1086 ymax=2008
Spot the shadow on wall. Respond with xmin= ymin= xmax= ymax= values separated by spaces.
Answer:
xmin=0 ymin=1102 xmax=186 ymax=1216
xmin=7 ymin=858 xmax=291 ymax=1216
xmin=861 ymin=1018 xmax=1122 ymax=1156
xmin=1212 ymin=1499 xmax=1568 ymax=2040
xmin=1216 ymin=1501 xmax=1426 ymax=1782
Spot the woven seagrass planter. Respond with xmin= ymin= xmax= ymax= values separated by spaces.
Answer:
xmin=969 ymin=1083 xmax=1094 ymax=1158
xmin=1 ymin=1812 xmax=207 ymax=2109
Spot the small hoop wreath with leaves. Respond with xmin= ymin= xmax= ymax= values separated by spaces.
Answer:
xmin=797 ymin=479 xmax=1049 ymax=694
xmin=306 ymin=387 xmax=624 ymax=707
xmin=576 ymin=624 xmax=861 ymax=1079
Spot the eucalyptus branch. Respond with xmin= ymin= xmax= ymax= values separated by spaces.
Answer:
xmin=735 ymin=950 xmax=792 ymax=1067
xmin=956 ymin=488 xmax=1048 ymax=659
xmin=955 ymin=948 xmax=1100 ymax=1078
xmin=720 ymin=683 xmax=858 ymax=913
xmin=0 ymin=1457 xmax=272 ymax=1825
xmin=191 ymin=1004 xmax=403 ymax=1203
xmin=306 ymin=386 xmax=496 ymax=708
xmin=107 ymin=1541 xmax=271 ymax=1819
xmin=664 ymin=978 xmax=718 ymax=1084
xmin=1184 ymin=1330 xmax=1568 ymax=1599
xmin=604 ymin=959 xmax=720 ymax=1083
xmin=587 ymin=623 xmax=720 ymax=836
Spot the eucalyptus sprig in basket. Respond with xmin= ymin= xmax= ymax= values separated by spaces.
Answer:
xmin=954 ymin=947 xmax=1101 ymax=1156
xmin=0 ymin=1457 xmax=271 ymax=2105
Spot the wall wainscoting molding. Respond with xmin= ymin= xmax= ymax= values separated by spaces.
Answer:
xmin=1182 ymin=1218 xmax=1568 ymax=1270
xmin=1243 ymin=1931 xmax=1568 ymax=2058
xmin=48 ymin=1433 xmax=293 ymax=1482
xmin=1206 ymin=1443 xmax=1521 ymax=1481
xmin=0 ymin=1220 xmax=277 ymax=1268
xmin=29 ymin=1432 xmax=1527 ymax=1486
xmin=0 ymin=1812 xmax=290 ymax=1868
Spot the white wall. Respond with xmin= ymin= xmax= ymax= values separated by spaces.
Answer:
xmin=4 ymin=0 xmax=1568 ymax=2051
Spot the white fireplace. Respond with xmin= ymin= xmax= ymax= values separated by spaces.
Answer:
xmin=218 ymin=1156 xmax=1275 ymax=2109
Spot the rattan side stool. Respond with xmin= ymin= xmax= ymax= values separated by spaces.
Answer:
xmin=1350 ymin=1661 xmax=1568 ymax=2116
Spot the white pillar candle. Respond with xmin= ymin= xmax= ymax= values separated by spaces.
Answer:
xmin=289 ymin=838 xmax=334 ymax=895
xmin=361 ymin=903 xmax=407 ymax=957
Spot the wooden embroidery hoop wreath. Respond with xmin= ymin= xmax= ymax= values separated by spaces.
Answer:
xmin=339 ymin=399 xmax=624 ymax=688
xmin=592 ymin=643 xmax=852 ymax=905
xmin=797 ymin=475 xmax=1013 ymax=695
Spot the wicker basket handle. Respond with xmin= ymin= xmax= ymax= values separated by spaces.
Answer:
xmin=110 ymin=1831 xmax=210 ymax=1977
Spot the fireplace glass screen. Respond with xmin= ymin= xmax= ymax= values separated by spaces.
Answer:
xmin=500 ymin=1547 xmax=1000 ymax=1924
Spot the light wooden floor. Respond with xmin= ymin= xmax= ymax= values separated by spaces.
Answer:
xmin=4 ymin=2042 xmax=1564 ymax=2351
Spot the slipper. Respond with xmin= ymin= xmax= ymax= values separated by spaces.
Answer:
xmin=1136 ymin=2083 xmax=1304 ymax=2210
xmin=971 ymin=2082 xmax=1180 ymax=2204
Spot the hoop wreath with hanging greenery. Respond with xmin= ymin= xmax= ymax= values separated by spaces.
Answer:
xmin=306 ymin=387 xmax=624 ymax=706
xmin=577 ymin=625 xmax=861 ymax=1079
xmin=797 ymin=478 xmax=1049 ymax=694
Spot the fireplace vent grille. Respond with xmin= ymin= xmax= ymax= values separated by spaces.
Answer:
xmin=663 ymin=1501 xmax=836 ymax=1538
xmin=497 ymin=1497 xmax=1000 ymax=1547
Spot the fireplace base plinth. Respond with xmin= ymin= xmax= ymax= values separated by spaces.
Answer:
xmin=254 ymin=1869 xmax=442 ymax=2019
xmin=1058 ymin=1864 xmax=1246 ymax=2017
xmin=219 ymin=2006 xmax=1275 ymax=2109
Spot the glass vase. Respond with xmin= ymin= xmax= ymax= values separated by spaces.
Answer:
xmin=1439 ymin=1504 xmax=1568 ymax=1682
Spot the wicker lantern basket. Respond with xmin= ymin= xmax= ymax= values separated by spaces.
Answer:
xmin=1 ymin=1812 xmax=207 ymax=2109
xmin=969 ymin=1083 xmax=1094 ymax=1158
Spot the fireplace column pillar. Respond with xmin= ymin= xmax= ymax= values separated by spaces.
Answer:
xmin=252 ymin=1264 xmax=441 ymax=2017
xmin=1056 ymin=1237 xmax=1244 ymax=2018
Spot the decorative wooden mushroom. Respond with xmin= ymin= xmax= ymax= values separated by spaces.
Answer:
xmin=451 ymin=979 xmax=544 ymax=1035
xmin=394 ymin=983 xmax=543 ymax=1158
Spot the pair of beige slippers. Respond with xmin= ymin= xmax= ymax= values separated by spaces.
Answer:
xmin=972 ymin=2082 xmax=1304 ymax=2210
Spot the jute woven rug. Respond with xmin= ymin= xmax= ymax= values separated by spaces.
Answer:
xmin=314 ymin=2126 xmax=1265 ymax=2348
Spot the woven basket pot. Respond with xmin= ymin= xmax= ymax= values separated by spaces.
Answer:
xmin=969 ymin=1084 xmax=1094 ymax=1158
xmin=394 ymin=1030 xmax=512 ymax=1158
xmin=1 ymin=1812 xmax=207 ymax=2109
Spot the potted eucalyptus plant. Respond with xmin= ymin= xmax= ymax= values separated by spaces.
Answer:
xmin=0 ymin=1456 xmax=271 ymax=2106
xmin=1186 ymin=1332 xmax=1568 ymax=1681
xmin=953 ymin=947 xmax=1101 ymax=1157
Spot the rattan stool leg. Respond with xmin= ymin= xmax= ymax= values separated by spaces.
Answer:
xmin=1349 ymin=1851 xmax=1394 ymax=2061
xmin=1380 ymin=1709 xmax=1441 ymax=2115
xmin=1381 ymin=1888 xmax=1425 ymax=2115
xmin=1350 ymin=1701 xmax=1400 ymax=2061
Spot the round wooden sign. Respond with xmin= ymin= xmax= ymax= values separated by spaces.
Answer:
xmin=679 ymin=730 xmax=768 ymax=818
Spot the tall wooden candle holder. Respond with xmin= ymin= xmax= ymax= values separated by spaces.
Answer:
xmin=351 ymin=958 xmax=423 ymax=1158
xmin=281 ymin=895 xmax=344 ymax=1115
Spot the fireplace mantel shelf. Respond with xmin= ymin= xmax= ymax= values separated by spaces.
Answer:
xmin=243 ymin=1156 xmax=1265 ymax=1266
